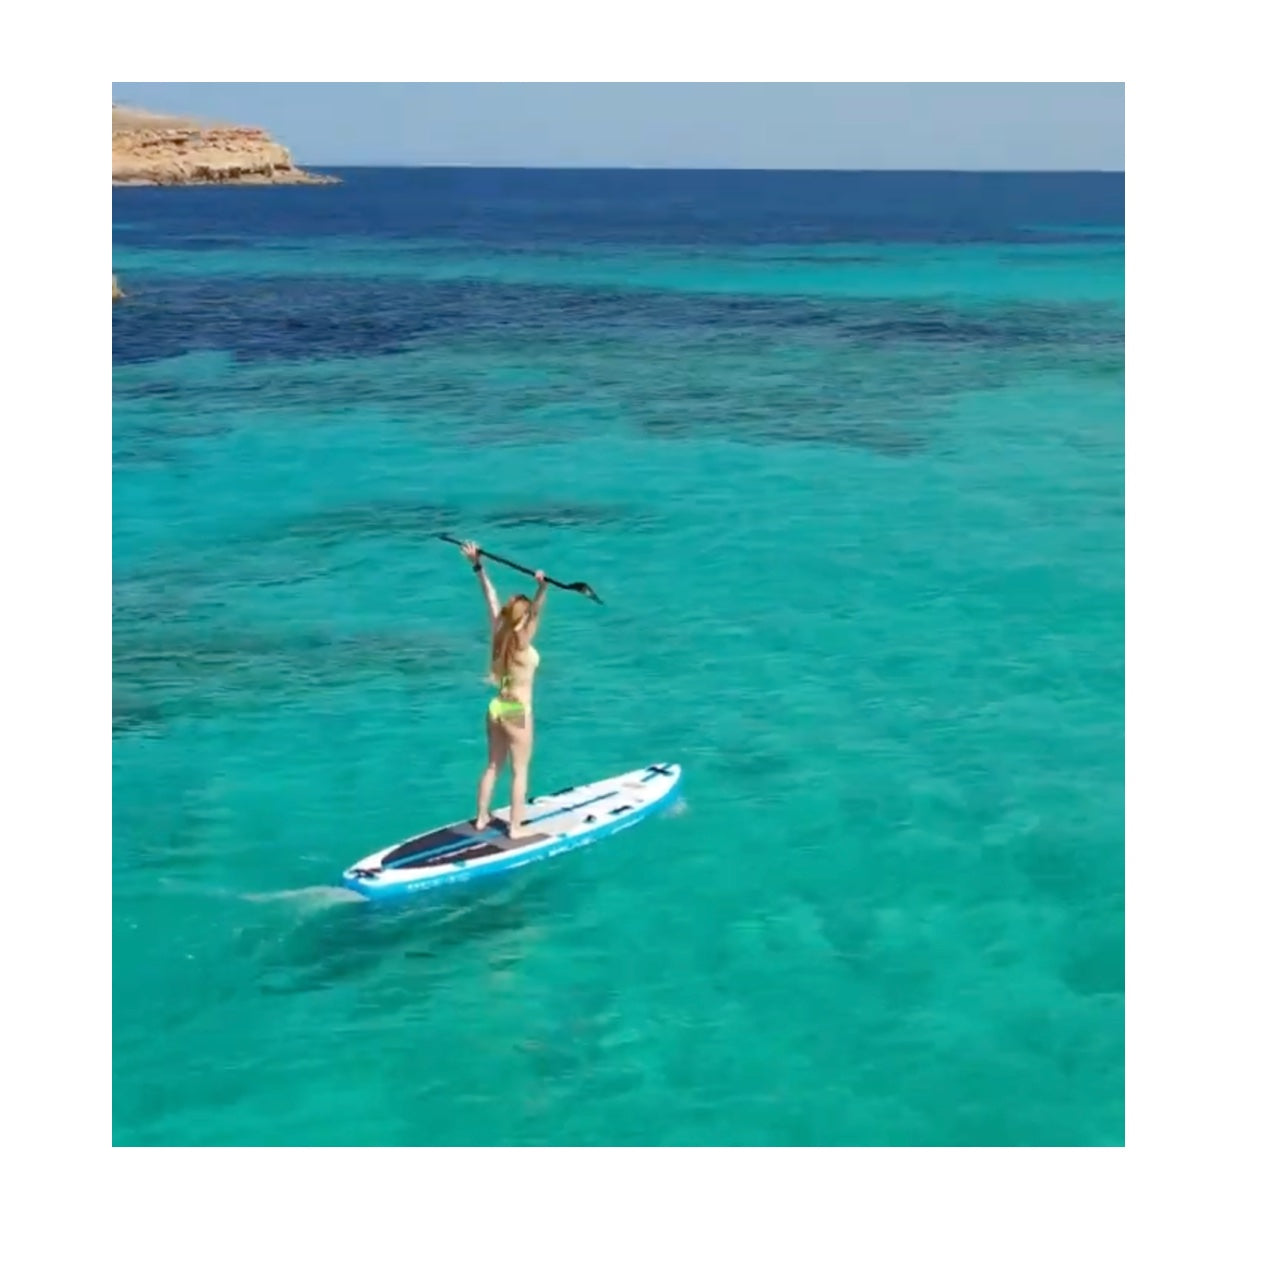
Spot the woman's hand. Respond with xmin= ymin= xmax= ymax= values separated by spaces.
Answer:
xmin=461 ymin=540 xmax=481 ymax=566
xmin=534 ymin=569 xmax=546 ymax=585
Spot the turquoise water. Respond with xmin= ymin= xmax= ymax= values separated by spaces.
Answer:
xmin=113 ymin=171 xmax=1123 ymax=1145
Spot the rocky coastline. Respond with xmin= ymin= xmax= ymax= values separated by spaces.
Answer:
xmin=112 ymin=105 xmax=337 ymax=187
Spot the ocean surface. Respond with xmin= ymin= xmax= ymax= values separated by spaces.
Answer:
xmin=113 ymin=169 xmax=1124 ymax=1145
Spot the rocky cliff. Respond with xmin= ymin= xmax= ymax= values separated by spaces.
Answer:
xmin=112 ymin=105 xmax=337 ymax=186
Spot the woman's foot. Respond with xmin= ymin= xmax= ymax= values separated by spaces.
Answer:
xmin=474 ymin=813 xmax=491 ymax=833
xmin=506 ymin=824 xmax=526 ymax=841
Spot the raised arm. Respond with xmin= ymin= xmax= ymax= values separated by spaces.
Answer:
xmin=523 ymin=572 xmax=549 ymax=642
xmin=460 ymin=540 xmax=501 ymax=624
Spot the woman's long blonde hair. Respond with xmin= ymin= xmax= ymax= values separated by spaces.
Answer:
xmin=490 ymin=594 xmax=532 ymax=685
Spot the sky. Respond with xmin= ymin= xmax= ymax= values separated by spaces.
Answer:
xmin=111 ymin=83 xmax=1124 ymax=171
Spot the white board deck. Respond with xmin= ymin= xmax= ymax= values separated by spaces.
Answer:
xmin=342 ymin=763 xmax=682 ymax=900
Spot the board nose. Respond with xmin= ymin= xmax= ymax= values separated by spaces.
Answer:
xmin=643 ymin=762 xmax=678 ymax=780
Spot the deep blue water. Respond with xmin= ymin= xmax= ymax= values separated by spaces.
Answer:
xmin=114 ymin=167 xmax=1123 ymax=247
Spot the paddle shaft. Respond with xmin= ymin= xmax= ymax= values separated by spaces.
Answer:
xmin=438 ymin=533 xmax=603 ymax=603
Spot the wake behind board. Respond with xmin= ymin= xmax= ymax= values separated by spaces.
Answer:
xmin=342 ymin=763 xmax=682 ymax=901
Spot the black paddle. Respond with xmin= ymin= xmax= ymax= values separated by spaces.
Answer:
xmin=437 ymin=533 xmax=604 ymax=605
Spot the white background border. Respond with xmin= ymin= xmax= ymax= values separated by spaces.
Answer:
xmin=16 ymin=0 xmax=1266 ymax=1272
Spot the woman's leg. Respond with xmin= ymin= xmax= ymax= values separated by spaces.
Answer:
xmin=475 ymin=714 xmax=509 ymax=831
xmin=503 ymin=716 xmax=534 ymax=838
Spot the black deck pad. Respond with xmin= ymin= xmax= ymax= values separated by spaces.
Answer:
xmin=389 ymin=825 xmax=550 ymax=871
xmin=379 ymin=821 xmax=489 ymax=868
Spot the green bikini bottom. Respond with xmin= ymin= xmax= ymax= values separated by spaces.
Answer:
xmin=488 ymin=694 xmax=527 ymax=722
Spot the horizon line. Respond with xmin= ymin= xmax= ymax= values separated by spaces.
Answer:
xmin=296 ymin=162 xmax=1125 ymax=174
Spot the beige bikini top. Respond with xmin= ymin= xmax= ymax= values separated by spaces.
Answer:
xmin=498 ymin=643 xmax=540 ymax=691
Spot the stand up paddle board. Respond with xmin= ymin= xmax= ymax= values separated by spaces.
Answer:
xmin=342 ymin=763 xmax=682 ymax=901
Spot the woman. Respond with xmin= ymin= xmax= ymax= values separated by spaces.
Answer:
xmin=460 ymin=540 xmax=548 ymax=840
